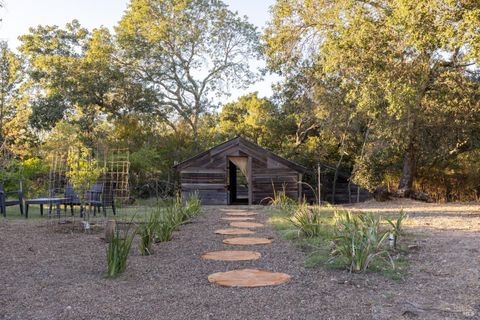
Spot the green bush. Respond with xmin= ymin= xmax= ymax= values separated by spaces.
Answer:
xmin=289 ymin=205 xmax=323 ymax=237
xmin=106 ymin=227 xmax=135 ymax=278
xmin=330 ymin=211 xmax=390 ymax=273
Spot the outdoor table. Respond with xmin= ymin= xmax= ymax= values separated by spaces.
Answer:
xmin=25 ymin=198 xmax=69 ymax=218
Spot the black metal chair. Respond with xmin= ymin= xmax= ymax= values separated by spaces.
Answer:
xmin=0 ymin=179 xmax=24 ymax=217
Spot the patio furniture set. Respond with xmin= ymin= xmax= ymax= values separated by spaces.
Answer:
xmin=0 ymin=179 xmax=116 ymax=218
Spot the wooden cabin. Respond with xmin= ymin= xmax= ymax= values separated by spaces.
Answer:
xmin=173 ymin=137 xmax=306 ymax=205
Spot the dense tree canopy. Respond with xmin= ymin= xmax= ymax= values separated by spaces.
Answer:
xmin=265 ymin=0 xmax=480 ymax=196
xmin=1 ymin=0 xmax=479 ymax=201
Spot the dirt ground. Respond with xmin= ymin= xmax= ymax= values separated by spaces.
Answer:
xmin=1 ymin=200 xmax=479 ymax=320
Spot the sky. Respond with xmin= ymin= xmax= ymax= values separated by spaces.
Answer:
xmin=0 ymin=0 xmax=279 ymax=101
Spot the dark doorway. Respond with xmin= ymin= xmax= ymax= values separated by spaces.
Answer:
xmin=228 ymin=159 xmax=249 ymax=204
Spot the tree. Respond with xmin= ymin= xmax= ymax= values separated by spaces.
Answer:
xmin=116 ymin=0 xmax=261 ymax=146
xmin=217 ymin=93 xmax=277 ymax=145
xmin=19 ymin=21 xmax=136 ymax=146
xmin=0 ymin=41 xmax=23 ymax=146
xmin=265 ymin=0 xmax=480 ymax=195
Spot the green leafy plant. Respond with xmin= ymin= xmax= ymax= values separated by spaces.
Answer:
xmin=385 ymin=210 xmax=408 ymax=249
xmin=138 ymin=211 xmax=159 ymax=255
xmin=106 ymin=226 xmax=135 ymax=278
xmin=289 ymin=205 xmax=323 ymax=237
xmin=65 ymin=144 xmax=104 ymax=226
xmin=330 ymin=210 xmax=391 ymax=273
xmin=184 ymin=192 xmax=201 ymax=219
xmin=266 ymin=183 xmax=298 ymax=215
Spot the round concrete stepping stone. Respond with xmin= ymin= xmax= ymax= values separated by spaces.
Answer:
xmin=221 ymin=217 xmax=255 ymax=221
xmin=230 ymin=222 xmax=264 ymax=228
xmin=201 ymin=250 xmax=261 ymax=261
xmin=225 ymin=212 xmax=257 ymax=216
xmin=223 ymin=237 xmax=273 ymax=245
xmin=220 ymin=208 xmax=247 ymax=212
xmin=214 ymin=228 xmax=256 ymax=235
xmin=208 ymin=268 xmax=291 ymax=287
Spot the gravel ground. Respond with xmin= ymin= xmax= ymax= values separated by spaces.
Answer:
xmin=1 ymin=202 xmax=479 ymax=320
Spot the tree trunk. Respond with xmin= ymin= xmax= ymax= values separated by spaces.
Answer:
xmin=397 ymin=138 xmax=416 ymax=197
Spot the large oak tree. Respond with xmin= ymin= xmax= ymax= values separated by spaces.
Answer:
xmin=265 ymin=0 xmax=480 ymax=195
xmin=116 ymin=0 xmax=261 ymax=147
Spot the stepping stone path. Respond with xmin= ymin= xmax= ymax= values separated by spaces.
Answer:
xmin=223 ymin=237 xmax=273 ymax=245
xmin=221 ymin=217 xmax=255 ymax=221
xmin=230 ymin=221 xmax=265 ymax=228
xmin=205 ymin=208 xmax=291 ymax=288
xmin=214 ymin=228 xmax=256 ymax=235
xmin=225 ymin=212 xmax=257 ymax=216
xmin=202 ymin=250 xmax=261 ymax=261
xmin=208 ymin=269 xmax=291 ymax=288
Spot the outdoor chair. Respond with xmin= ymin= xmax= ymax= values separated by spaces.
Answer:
xmin=63 ymin=184 xmax=81 ymax=215
xmin=63 ymin=182 xmax=116 ymax=217
xmin=85 ymin=183 xmax=104 ymax=216
xmin=100 ymin=181 xmax=117 ymax=216
xmin=0 ymin=179 xmax=24 ymax=217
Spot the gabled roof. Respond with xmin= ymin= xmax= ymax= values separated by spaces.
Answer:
xmin=173 ymin=136 xmax=306 ymax=173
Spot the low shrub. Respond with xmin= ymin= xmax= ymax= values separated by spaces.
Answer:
xmin=330 ymin=210 xmax=391 ymax=273
xmin=289 ymin=205 xmax=323 ymax=237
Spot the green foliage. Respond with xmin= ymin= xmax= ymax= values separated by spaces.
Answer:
xmin=265 ymin=0 xmax=480 ymax=196
xmin=184 ymin=193 xmax=201 ymax=219
xmin=65 ymin=145 xmax=104 ymax=196
xmin=268 ymin=184 xmax=299 ymax=215
xmin=289 ymin=204 xmax=323 ymax=237
xmin=116 ymin=0 xmax=261 ymax=143
xmin=153 ymin=194 xmax=202 ymax=243
xmin=217 ymin=93 xmax=278 ymax=145
xmin=106 ymin=227 xmax=135 ymax=278
xmin=330 ymin=211 xmax=391 ymax=273
xmin=138 ymin=211 xmax=159 ymax=255
xmin=386 ymin=210 xmax=408 ymax=249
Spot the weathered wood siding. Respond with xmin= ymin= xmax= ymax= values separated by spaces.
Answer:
xmin=251 ymin=158 xmax=300 ymax=204
xmin=180 ymin=169 xmax=227 ymax=204
xmin=175 ymin=138 xmax=305 ymax=205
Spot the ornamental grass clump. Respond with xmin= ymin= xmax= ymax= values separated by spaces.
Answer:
xmin=154 ymin=206 xmax=178 ymax=242
xmin=267 ymin=184 xmax=298 ymax=215
xmin=106 ymin=226 xmax=135 ymax=278
xmin=184 ymin=193 xmax=201 ymax=218
xmin=138 ymin=211 xmax=160 ymax=255
xmin=289 ymin=204 xmax=323 ymax=237
xmin=330 ymin=210 xmax=391 ymax=273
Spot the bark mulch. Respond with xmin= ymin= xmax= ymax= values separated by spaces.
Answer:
xmin=1 ymin=202 xmax=479 ymax=319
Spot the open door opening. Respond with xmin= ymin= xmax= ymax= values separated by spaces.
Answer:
xmin=228 ymin=158 xmax=249 ymax=205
